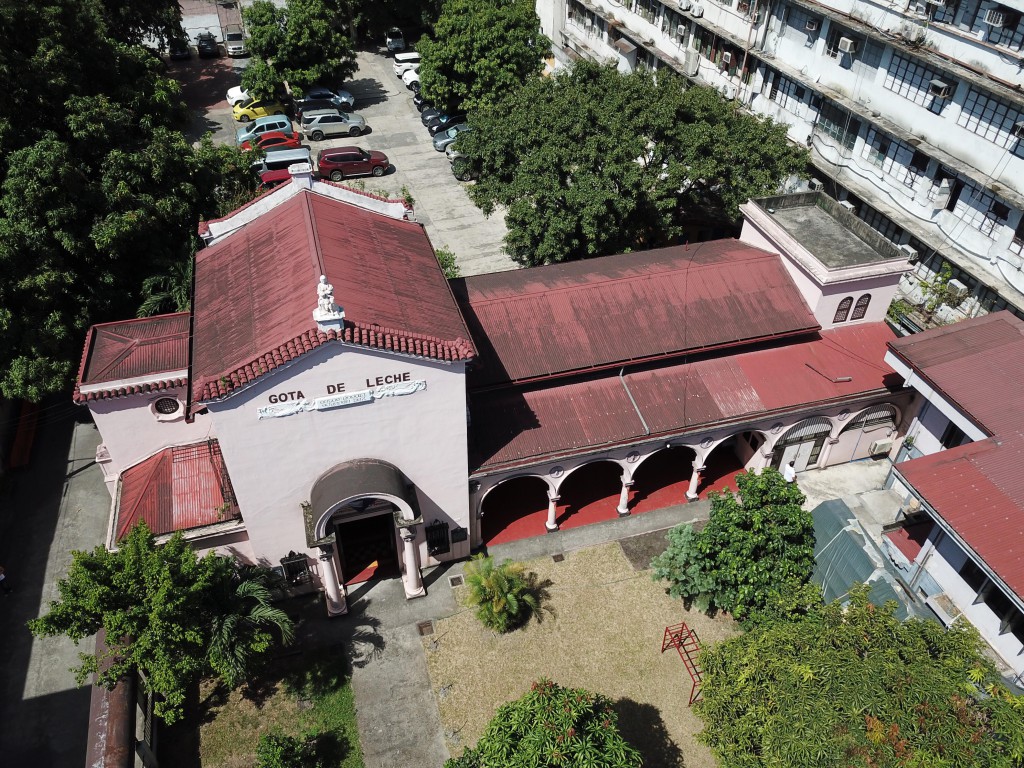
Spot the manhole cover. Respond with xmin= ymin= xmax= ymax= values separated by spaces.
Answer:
xmin=552 ymin=553 xmax=565 ymax=563
xmin=417 ymin=620 xmax=434 ymax=636
xmin=448 ymin=574 xmax=464 ymax=588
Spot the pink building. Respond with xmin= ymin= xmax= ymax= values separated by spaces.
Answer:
xmin=75 ymin=167 xmax=915 ymax=615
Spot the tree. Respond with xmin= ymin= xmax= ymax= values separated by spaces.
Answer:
xmin=696 ymin=585 xmax=1024 ymax=767
xmin=138 ymin=256 xmax=194 ymax=316
xmin=456 ymin=60 xmax=807 ymax=266
xmin=418 ymin=0 xmax=549 ymax=112
xmin=447 ymin=679 xmax=642 ymax=768
xmin=463 ymin=554 xmax=541 ymax=633
xmin=29 ymin=523 xmax=294 ymax=723
xmin=242 ymin=0 xmax=358 ymax=98
xmin=651 ymin=467 xmax=815 ymax=624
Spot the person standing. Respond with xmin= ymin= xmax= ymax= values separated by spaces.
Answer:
xmin=783 ymin=461 xmax=797 ymax=483
xmin=0 ymin=565 xmax=11 ymax=595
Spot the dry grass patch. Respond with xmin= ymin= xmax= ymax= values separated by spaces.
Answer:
xmin=425 ymin=541 xmax=737 ymax=767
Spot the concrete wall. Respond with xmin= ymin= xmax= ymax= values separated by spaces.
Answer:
xmin=205 ymin=342 xmax=470 ymax=577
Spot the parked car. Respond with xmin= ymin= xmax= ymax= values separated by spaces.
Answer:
xmin=386 ymin=27 xmax=405 ymax=53
xmin=451 ymin=156 xmax=477 ymax=182
xmin=412 ymin=92 xmax=431 ymax=112
xmin=433 ymin=123 xmax=470 ymax=152
xmin=168 ymin=37 xmax=191 ymax=60
xmin=427 ymin=112 xmax=468 ymax=135
xmin=300 ymin=85 xmax=355 ymax=111
xmin=317 ymin=147 xmax=390 ymax=181
xmin=236 ymin=114 xmax=293 ymax=144
xmin=224 ymin=29 xmax=248 ymax=57
xmin=195 ymin=31 xmax=220 ymax=58
xmin=420 ymin=106 xmax=443 ymax=125
xmin=239 ymin=130 xmax=301 ymax=152
xmin=392 ymin=51 xmax=420 ymax=77
xmin=300 ymin=110 xmax=367 ymax=140
xmin=445 ymin=144 xmax=465 ymax=162
xmin=233 ymin=98 xmax=287 ymax=123
xmin=226 ymin=86 xmax=249 ymax=106
xmin=252 ymin=148 xmax=312 ymax=185
xmin=402 ymin=67 xmax=420 ymax=91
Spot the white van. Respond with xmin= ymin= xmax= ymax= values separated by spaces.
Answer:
xmin=392 ymin=51 xmax=421 ymax=77
xmin=251 ymin=148 xmax=312 ymax=184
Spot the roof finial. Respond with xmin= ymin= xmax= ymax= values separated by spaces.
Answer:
xmin=313 ymin=274 xmax=345 ymax=331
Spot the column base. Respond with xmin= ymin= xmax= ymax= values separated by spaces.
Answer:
xmin=685 ymin=492 xmax=699 ymax=502
xmin=616 ymin=507 xmax=631 ymax=517
xmin=403 ymin=582 xmax=427 ymax=600
xmin=545 ymin=521 xmax=560 ymax=532
xmin=325 ymin=593 xmax=348 ymax=617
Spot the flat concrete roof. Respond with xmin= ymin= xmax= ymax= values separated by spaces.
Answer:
xmin=769 ymin=203 xmax=896 ymax=269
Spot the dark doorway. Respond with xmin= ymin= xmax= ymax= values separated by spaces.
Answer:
xmin=480 ymin=476 xmax=550 ymax=547
xmin=336 ymin=513 xmax=399 ymax=585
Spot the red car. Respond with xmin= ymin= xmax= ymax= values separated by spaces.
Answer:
xmin=239 ymin=130 xmax=301 ymax=152
xmin=316 ymin=147 xmax=390 ymax=181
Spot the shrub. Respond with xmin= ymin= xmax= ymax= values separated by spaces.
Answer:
xmin=256 ymin=729 xmax=322 ymax=768
xmin=462 ymin=554 xmax=539 ymax=633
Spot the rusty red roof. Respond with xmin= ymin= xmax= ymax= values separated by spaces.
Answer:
xmin=469 ymin=322 xmax=898 ymax=472
xmin=191 ymin=191 xmax=475 ymax=403
xmin=74 ymin=313 xmax=191 ymax=403
xmin=889 ymin=311 xmax=1024 ymax=600
xmin=115 ymin=440 xmax=240 ymax=540
xmin=453 ymin=241 xmax=820 ymax=389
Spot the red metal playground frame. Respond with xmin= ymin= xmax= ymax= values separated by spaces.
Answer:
xmin=661 ymin=622 xmax=704 ymax=706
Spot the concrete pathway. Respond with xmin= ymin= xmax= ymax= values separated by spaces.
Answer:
xmin=0 ymin=406 xmax=110 ymax=767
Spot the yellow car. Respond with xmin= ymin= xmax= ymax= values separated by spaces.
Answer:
xmin=232 ymin=98 xmax=287 ymax=123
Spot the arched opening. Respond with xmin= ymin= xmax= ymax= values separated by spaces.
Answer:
xmin=828 ymin=404 xmax=898 ymax=465
xmin=554 ymin=460 xmax=623 ymax=529
xmin=770 ymin=417 xmax=833 ymax=472
xmin=833 ymin=296 xmax=853 ymax=323
xmin=628 ymin=447 xmax=698 ymax=513
xmin=479 ymin=476 xmax=551 ymax=547
xmin=851 ymin=293 xmax=871 ymax=320
xmin=699 ymin=431 xmax=766 ymax=496
xmin=330 ymin=499 xmax=401 ymax=585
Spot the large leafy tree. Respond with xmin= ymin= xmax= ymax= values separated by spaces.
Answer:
xmin=697 ymin=585 xmax=1024 ymax=767
xmin=457 ymin=60 xmax=807 ymax=266
xmin=447 ymin=679 xmax=642 ymax=768
xmin=651 ymin=467 xmax=815 ymax=624
xmin=29 ymin=523 xmax=294 ymax=724
xmin=242 ymin=0 xmax=358 ymax=97
xmin=418 ymin=0 xmax=549 ymax=112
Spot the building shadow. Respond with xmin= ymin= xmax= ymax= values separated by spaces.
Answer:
xmin=612 ymin=697 xmax=687 ymax=768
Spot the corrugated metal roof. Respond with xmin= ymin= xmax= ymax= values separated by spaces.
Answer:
xmin=191 ymin=191 xmax=475 ymax=403
xmin=890 ymin=312 xmax=1024 ymax=600
xmin=116 ymin=440 xmax=240 ymax=539
xmin=77 ymin=313 xmax=190 ymax=386
xmin=470 ymin=323 xmax=897 ymax=471
xmin=453 ymin=241 xmax=820 ymax=389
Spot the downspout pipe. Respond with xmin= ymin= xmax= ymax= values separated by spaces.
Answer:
xmin=620 ymin=367 xmax=650 ymax=435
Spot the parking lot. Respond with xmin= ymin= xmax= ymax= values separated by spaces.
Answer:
xmin=173 ymin=50 xmax=515 ymax=277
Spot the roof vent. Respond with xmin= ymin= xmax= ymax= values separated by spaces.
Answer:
xmin=313 ymin=275 xmax=346 ymax=332
xmin=289 ymin=162 xmax=314 ymax=190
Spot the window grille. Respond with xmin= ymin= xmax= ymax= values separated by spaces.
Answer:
xmin=851 ymin=294 xmax=871 ymax=320
xmin=280 ymin=552 xmax=312 ymax=586
xmin=834 ymin=296 xmax=853 ymax=323
xmin=425 ymin=520 xmax=451 ymax=556
xmin=884 ymin=53 xmax=947 ymax=107
xmin=817 ymin=101 xmax=861 ymax=150
xmin=957 ymin=87 xmax=1024 ymax=150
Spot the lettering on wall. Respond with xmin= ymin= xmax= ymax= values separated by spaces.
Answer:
xmin=257 ymin=374 xmax=426 ymax=420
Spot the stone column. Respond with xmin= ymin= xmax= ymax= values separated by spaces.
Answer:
xmin=616 ymin=475 xmax=633 ymax=516
xmin=546 ymin=493 xmax=560 ymax=532
xmin=319 ymin=550 xmax=348 ymax=616
xmin=401 ymin=527 xmax=426 ymax=599
xmin=685 ymin=465 xmax=705 ymax=502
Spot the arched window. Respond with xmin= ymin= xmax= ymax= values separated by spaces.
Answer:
xmin=833 ymin=296 xmax=853 ymax=323
xmin=851 ymin=294 xmax=871 ymax=320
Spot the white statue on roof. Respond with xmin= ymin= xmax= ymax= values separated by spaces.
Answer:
xmin=313 ymin=274 xmax=345 ymax=329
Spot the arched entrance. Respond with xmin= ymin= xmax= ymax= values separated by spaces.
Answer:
xmin=699 ymin=431 xmax=767 ymax=496
xmin=554 ymin=460 xmax=623 ymax=529
xmin=479 ymin=476 xmax=551 ymax=547
xmin=309 ymin=459 xmax=425 ymax=612
xmin=829 ymin=404 xmax=899 ymax=465
xmin=770 ymin=417 xmax=834 ymax=472
xmin=628 ymin=447 xmax=697 ymax=513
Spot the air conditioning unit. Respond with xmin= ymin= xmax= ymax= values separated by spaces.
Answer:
xmin=984 ymin=7 xmax=1009 ymax=26
xmin=691 ymin=4 xmax=704 ymax=17
xmin=677 ymin=23 xmax=687 ymax=36
xmin=721 ymin=51 xmax=733 ymax=66
xmin=584 ymin=17 xmax=594 ymax=28
xmin=805 ymin=18 xmax=819 ymax=31
xmin=839 ymin=199 xmax=857 ymax=213
xmin=677 ymin=0 xmax=691 ymax=9
xmin=897 ymin=243 xmax=919 ymax=262
xmin=723 ymin=83 xmax=737 ymax=100
xmin=947 ymin=278 xmax=968 ymax=297
xmin=1012 ymin=120 xmax=1024 ymax=138
xmin=838 ymin=36 xmax=858 ymax=54
xmin=928 ymin=79 xmax=953 ymax=99
xmin=683 ymin=49 xmax=700 ymax=76
xmin=869 ymin=439 xmax=894 ymax=455
xmin=808 ymin=177 xmax=824 ymax=191
xmin=911 ymin=1 xmax=929 ymax=15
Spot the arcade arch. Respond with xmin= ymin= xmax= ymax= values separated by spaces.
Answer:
xmin=478 ymin=474 xmax=552 ymax=547
xmin=697 ymin=430 xmax=769 ymax=497
xmin=770 ymin=417 xmax=834 ymax=472
xmin=628 ymin=446 xmax=698 ymax=513
xmin=828 ymin=404 xmax=900 ymax=465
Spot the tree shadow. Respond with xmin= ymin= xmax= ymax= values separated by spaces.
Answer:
xmin=280 ymin=646 xmax=352 ymax=700
xmin=612 ymin=698 xmax=687 ymax=768
xmin=507 ymin=571 xmax=556 ymax=631
xmin=313 ymin=730 xmax=352 ymax=765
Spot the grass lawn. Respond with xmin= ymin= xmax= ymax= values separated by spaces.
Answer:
xmin=424 ymin=540 xmax=738 ymax=768
xmin=196 ymin=646 xmax=364 ymax=768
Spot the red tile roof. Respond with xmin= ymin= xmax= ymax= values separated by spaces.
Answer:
xmin=115 ymin=440 xmax=240 ymax=540
xmin=191 ymin=191 xmax=475 ymax=403
xmin=453 ymin=241 xmax=820 ymax=389
xmin=889 ymin=312 xmax=1024 ymax=600
xmin=469 ymin=322 xmax=898 ymax=471
xmin=74 ymin=314 xmax=190 ymax=403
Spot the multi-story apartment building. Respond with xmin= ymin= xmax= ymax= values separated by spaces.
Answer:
xmin=537 ymin=0 xmax=1024 ymax=329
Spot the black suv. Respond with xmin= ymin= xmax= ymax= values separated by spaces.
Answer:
xmin=196 ymin=32 xmax=220 ymax=58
